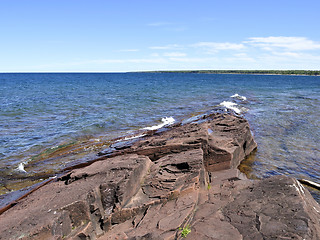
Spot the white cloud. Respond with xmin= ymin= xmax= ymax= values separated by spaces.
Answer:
xmin=233 ymin=53 xmax=248 ymax=57
xmin=247 ymin=36 xmax=320 ymax=51
xmin=150 ymin=53 xmax=160 ymax=57
xmin=262 ymin=52 xmax=320 ymax=62
xmin=91 ymin=58 xmax=167 ymax=64
xmin=163 ymin=52 xmax=187 ymax=57
xmin=231 ymin=53 xmax=256 ymax=62
xmin=149 ymin=44 xmax=183 ymax=50
xmin=271 ymin=51 xmax=301 ymax=57
xmin=28 ymin=36 xmax=320 ymax=72
xmin=35 ymin=58 xmax=168 ymax=68
xmin=193 ymin=42 xmax=246 ymax=53
xmin=168 ymin=57 xmax=215 ymax=63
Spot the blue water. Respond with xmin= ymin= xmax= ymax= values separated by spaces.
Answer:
xmin=0 ymin=73 xmax=319 ymax=200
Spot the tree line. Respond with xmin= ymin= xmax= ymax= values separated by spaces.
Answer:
xmin=149 ymin=70 xmax=320 ymax=76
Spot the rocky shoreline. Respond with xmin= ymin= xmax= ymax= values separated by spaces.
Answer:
xmin=0 ymin=112 xmax=319 ymax=240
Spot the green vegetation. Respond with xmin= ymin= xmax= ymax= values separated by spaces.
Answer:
xmin=145 ymin=70 xmax=320 ymax=76
xmin=179 ymin=225 xmax=191 ymax=238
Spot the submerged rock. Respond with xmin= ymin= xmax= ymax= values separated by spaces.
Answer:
xmin=0 ymin=112 xmax=319 ymax=240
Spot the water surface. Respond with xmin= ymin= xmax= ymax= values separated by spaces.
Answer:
xmin=0 ymin=73 xmax=319 ymax=201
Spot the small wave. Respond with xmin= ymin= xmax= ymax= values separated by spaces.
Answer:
xmin=220 ymin=101 xmax=241 ymax=114
xmin=143 ymin=117 xmax=175 ymax=131
xmin=231 ymin=93 xmax=247 ymax=101
xmin=124 ymin=134 xmax=146 ymax=141
xmin=17 ymin=162 xmax=27 ymax=173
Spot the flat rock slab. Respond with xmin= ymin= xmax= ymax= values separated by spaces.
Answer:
xmin=187 ymin=174 xmax=320 ymax=240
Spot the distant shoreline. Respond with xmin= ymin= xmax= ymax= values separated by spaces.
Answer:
xmin=142 ymin=70 xmax=320 ymax=76
xmin=0 ymin=70 xmax=319 ymax=75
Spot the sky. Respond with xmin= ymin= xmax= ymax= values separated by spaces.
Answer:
xmin=1 ymin=0 xmax=320 ymax=72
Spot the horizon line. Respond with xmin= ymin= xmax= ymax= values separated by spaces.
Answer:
xmin=0 ymin=69 xmax=320 ymax=74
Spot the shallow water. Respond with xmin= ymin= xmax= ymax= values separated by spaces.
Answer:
xmin=0 ymin=73 xmax=319 ymax=201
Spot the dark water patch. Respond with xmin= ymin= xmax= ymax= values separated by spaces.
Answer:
xmin=276 ymin=166 xmax=297 ymax=175
xmin=279 ymin=142 xmax=289 ymax=154
xmin=309 ymin=188 xmax=320 ymax=203
xmin=264 ymin=170 xmax=281 ymax=177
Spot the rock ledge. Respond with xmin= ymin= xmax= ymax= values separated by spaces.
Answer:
xmin=0 ymin=112 xmax=319 ymax=240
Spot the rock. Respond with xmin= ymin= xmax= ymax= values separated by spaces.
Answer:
xmin=188 ymin=174 xmax=320 ymax=240
xmin=0 ymin=147 xmax=207 ymax=240
xmin=222 ymin=176 xmax=320 ymax=240
xmin=0 ymin=154 xmax=152 ymax=240
xmin=98 ymin=112 xmax=257 ymax=172
xmin=0 ymin=112 xmax=319 ymax=240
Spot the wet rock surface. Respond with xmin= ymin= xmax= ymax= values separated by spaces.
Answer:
xmin=0 ymin=113 xmax=319 ymax=240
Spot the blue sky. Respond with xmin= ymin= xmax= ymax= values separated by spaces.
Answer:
xmin=1 ymin=0 xmax=320 ymax=72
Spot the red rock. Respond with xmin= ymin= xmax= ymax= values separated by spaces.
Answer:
xmin=98 ymin=113 xmax=257 ymax=173
xmin=0 ymin=113 xmax=319 ymax=240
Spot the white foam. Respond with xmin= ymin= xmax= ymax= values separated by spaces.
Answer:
xmin=220 ymin=101 xmax=241 ymax=114
xmin=17 ymin=162 xmax=27 ymax=173
xmin=143 ymin=117 xmax=175 ymax=130
xmin=124 ymin=134 xmax=146 ymax=141
xmin=231 ymin=93 xmax=247 ymax=101
xmin=114 ymin=135 xmax=144 ymax=143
